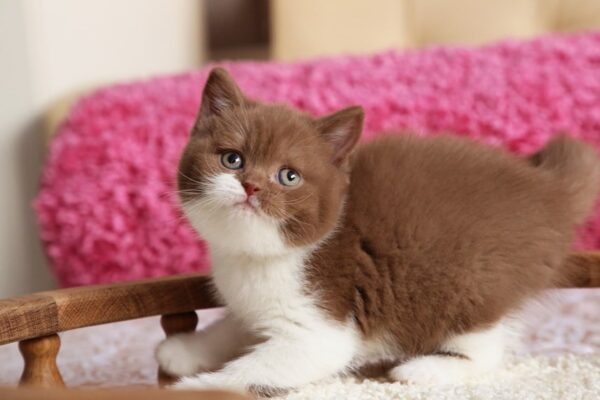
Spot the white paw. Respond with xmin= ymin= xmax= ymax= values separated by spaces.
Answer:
xmin=155 ymin=334 xmax=208 ymax=377
xmin=389 ymin=356 xmax=471 ymax=385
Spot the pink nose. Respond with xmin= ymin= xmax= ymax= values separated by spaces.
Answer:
xmin=242 ymin=182 xmax=260 ymax=197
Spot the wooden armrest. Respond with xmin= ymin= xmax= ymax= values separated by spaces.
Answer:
xmin=0 ymin=273 xmax=220 ymax=346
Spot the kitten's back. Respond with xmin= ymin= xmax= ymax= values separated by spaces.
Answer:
xmin=309 ymin=134 xmax=598 ymax=354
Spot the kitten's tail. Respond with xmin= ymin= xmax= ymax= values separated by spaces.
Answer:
xmin=530 ymin=135 xmax=600 ymax=224
xmin=557 ymin=252 xmax=600 ymax=288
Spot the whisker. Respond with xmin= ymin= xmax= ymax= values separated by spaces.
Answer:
xmin=178 ymin=169 xmax=205 ymax=186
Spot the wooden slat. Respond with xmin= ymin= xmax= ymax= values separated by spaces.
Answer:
xmin=0 ymin=294 xmax=59 ymax=346
xmin=0 ymin=387 xmax=252 ymax=400
xmin=0 ymin=274 xmax=220 ymax=345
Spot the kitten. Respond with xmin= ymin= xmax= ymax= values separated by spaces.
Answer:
xmin=156 ymin=67 xmax=600 ymax=394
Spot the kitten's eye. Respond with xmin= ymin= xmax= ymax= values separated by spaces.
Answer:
xmin=221 ymin=151 xmax=244 ymax=170
xmin=278 ymin=168 xmax=301 ymax=187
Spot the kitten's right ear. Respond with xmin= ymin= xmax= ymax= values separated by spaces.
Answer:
xmin=199 ymin=68 xmax=246 ymax=119
xmin=317 ymin=106 xmax=364 ymax=166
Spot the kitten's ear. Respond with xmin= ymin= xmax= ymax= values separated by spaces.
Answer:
xmin=199 ymin=67 xmax=246 ymax=119
xmin=317 ymin=106 xmax=364 ymax=166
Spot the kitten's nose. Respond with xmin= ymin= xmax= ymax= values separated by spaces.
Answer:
xmin=242 ymin=182 xmax=260 ymax=197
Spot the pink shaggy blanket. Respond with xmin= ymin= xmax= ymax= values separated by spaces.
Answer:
xmin=35 ymin=32 xmax=600 ymax=286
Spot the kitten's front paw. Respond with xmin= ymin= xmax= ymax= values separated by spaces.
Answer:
xmin=156 ymin=334 xmax=208 ymax=377
xmin=389 ymin=356 xmax=468 ymax=385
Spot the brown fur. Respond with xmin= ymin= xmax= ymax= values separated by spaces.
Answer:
xmin=179 ymin=68 xmax=600 ymax=360
xmin=306 ymin=134 xmax=600 ymax=356
xmin=559 ymin=252 xmax=600 ymax=288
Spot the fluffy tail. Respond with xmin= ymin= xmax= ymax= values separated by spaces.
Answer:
xmin=557 ymin=251 xmax=600 ymax=288
xmin=529 ymin=135 xmax=600 ymax=224
xmin=532 ymin=136 xmax=600 ymax=288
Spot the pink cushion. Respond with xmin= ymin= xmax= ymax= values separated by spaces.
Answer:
xmin=35 ymin=32 xmax=600 ymax=286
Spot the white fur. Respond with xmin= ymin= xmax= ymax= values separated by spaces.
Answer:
xmin=390 ymin=323 xmax=507 ymax=385
xmin=158 ymin=172 xmax=508 ymax=391
xmin=183 ymin=173 xmax=288 ymax=257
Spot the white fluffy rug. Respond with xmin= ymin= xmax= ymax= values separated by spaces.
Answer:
xmin=284 ymin=355 xmax=600 ymax=399
xmin=0 ymin=290 xmax=598 ymax=399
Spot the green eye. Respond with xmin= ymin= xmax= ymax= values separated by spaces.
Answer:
xmin=278 ymin=168 xmax=301 ymax=186
xmin=221 ymin=151 xmax=243 ymax=170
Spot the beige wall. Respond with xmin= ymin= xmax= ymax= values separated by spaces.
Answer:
xmin=0 ymin=0 xmax=205 ymax=298
xmin=271 ymin=0 xmax=600 ymax=60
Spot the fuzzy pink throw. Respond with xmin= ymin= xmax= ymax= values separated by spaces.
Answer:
xmin=35 ymin=33 xmax=600 ymax=286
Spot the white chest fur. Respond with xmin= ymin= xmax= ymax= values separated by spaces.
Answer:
xmin=210 ymin=249 xmax=323 ymax=331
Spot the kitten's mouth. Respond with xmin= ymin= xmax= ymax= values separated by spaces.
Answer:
xmin=235 ymin=197 xmax=260 ymax=212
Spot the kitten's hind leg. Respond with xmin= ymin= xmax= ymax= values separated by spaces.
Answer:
xmin=390 ymin=323 xmax=506 ymax=385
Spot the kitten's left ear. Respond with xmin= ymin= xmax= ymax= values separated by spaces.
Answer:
xmin=199 ymin=67 xmax=247 ymax=119
xmin=317 ymin=106 xmax=364 ymax=166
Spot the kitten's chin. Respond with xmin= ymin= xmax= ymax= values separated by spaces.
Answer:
xmin=183 ymin=201 xmax=294 ymax=258
xmin=233 ymin=200 xmax=260 ymax=214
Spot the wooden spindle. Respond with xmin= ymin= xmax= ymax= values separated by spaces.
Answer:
xmin=157 ymin=311 xmax=199 ymax=387
xmin=19 ymin=334 xmax=65 ymax=388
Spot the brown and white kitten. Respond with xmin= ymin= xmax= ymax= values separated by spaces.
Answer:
xmin=156 ymin=68 xmax=600 ymax=394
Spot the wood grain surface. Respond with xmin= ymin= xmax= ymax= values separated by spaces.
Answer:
xmin=0 ymin=387 xmax=253 ymax=400
xmin=0 ymin=274 xmax=220 ymax=345
xmin=18 ymin=334 xmax=65 ymax=387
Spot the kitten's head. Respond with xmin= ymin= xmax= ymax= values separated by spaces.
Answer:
xmin=178 ymin=68 xmax=363 ymax=256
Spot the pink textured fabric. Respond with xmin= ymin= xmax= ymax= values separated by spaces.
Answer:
xmin=35 ymin=32 xmax=600 ymax=286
